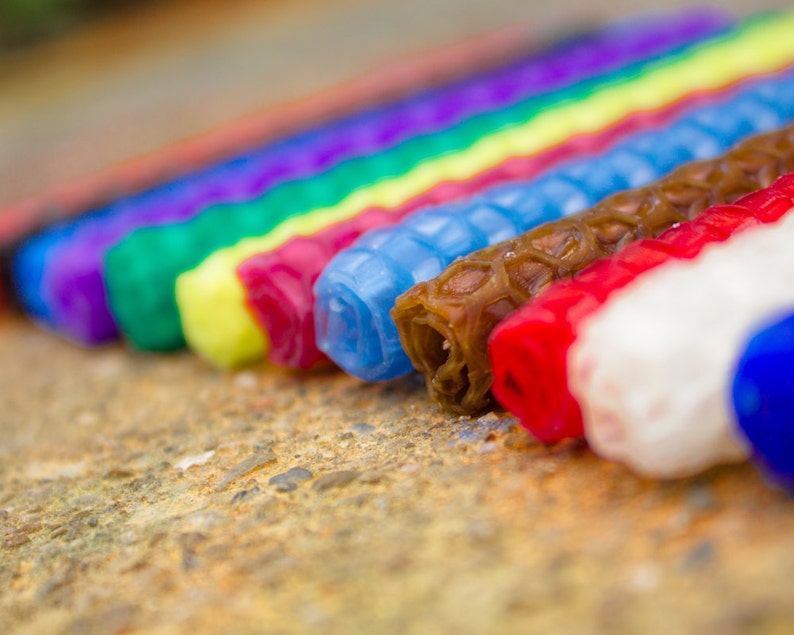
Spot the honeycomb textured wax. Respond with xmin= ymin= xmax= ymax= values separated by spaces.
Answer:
xmin=15 ymin=8 xmax=724 ymax=345
xmin=566 ymin=210 xmax=794 ymax=479
xmin=175 ymin=14 xmax=783 ymax=366
xmin=239 ymin=74 xmax=781 ymax=371
xmin=316 ymin=67 xmax=794 ymax=385
xmin=449 ymin=126 xmax=794 ymax=417
xmin=487 ymin=175 xmax=794 ymax=456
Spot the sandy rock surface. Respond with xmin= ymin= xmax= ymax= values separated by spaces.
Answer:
xmin=1 ymin=316 xmax=793 ymax=634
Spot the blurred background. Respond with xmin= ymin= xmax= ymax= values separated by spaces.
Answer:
xmin=0 ymin=0 xmax=151 ymax=48
xmin=0 ymin=0 xmax=787 ymax=211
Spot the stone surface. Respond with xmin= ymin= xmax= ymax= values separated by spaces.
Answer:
xmin=1 ymin=315 xmax=794 ymax=634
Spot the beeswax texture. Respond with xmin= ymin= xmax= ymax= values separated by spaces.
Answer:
xmin=239 ymin=90 xmax=709 ymax=370
xmin=20 ymin=10 xmax=721 ymax=344
xmin=105 ymin=15 xmax=756 ymax=352
xmin=394 ymin=124 xmax=794 ymax=414
xmin=487 ymin=174 xmax=794 ymax=442
xmin=315 ymin=69 xmax=794 ymax=383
